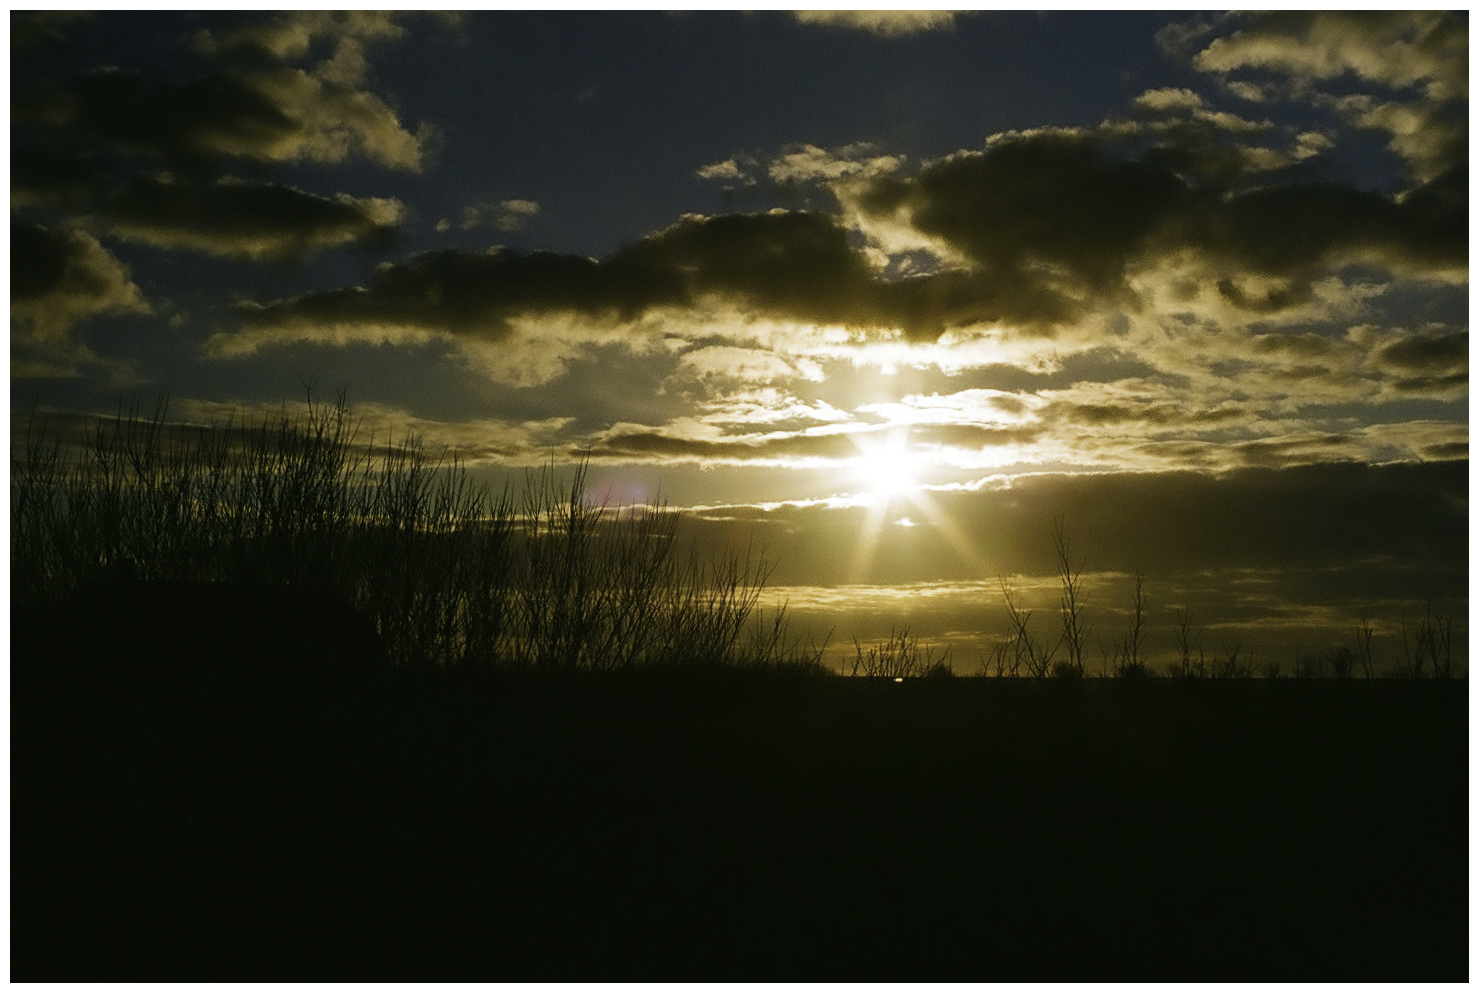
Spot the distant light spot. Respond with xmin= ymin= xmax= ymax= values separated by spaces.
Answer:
xmin=894 ymin=677 xmax=904 ymax=683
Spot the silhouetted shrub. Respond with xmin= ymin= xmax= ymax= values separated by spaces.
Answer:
xmin=850 ymin=627 xmax=949 ymax=679
xmin=1118 ymin=660 xmax=1152 ymax=682
xmin=1050 ymin=659 xmax=1082 ymax=681
xmin=1324 ymin=645 xmax=1356 ymax=680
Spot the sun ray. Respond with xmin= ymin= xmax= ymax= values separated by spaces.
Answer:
xmin=844 ymin=428 xmax=990 ymax=583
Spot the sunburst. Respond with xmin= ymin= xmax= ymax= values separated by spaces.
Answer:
xmin=845 ymin=426 xmax=989 ymax=585
xmin=855 ymin=430 xmax=920 ymax=500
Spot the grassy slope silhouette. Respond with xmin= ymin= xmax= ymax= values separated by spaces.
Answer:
xmin=11 ymin=398 xmax=1466 ymax=980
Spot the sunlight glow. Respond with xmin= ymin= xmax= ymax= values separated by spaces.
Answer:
xmin=853 ymin=429 xmax=920 ymax=500
xmin=842 ymin=426 xmax=994 ymax=586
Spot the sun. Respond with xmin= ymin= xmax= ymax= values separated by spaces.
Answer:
xmin=854 ymin=430 xmax=919 ymax=500
xmin=845 ymin=425 xmax=990 ymax=585
xmin=862 ymin=450 xmax=917 ymax=497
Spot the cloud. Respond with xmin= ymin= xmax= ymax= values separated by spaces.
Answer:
xmin=698 ymin=144 xmax=905 ymax=197
xmin=11 ymin=11 xmax=93 ymax=54
xmin=671 ymin=461 xmax=1467 ymax=668
xmin=1375 ymin=328 xmax=1467 ymax=373
xmin=1116 ymin=85 xmax=1317 ymax=182
xmin=10 ymin=145 xmax=111 ymax=209
xmin=1130 ymin=86 xmax=1271 ymax=135
xmin=224 ymin=212 xmax=867 ymax=350
xmin=1368 ymin=327 xmax=1468 ymax=396
xmin=682 ymin=461 xmax=1468 ymax=629
xmin=12 ymin=14 xmax=425 ymax=267
xmin=678 ymin=346 xmax=813 ymax=384
xmin=313 ymin=401 xmax=574 ymax=465
xmin=591 ymin=422 xmax=864 ymax=466
xmin=695 ymin=158 xmax=753 ymax=184
xmin=844 ymin=129 xmax=1466 ymax=328
xmin=622 ymin=211 xmax=894 ymax=326
xmin=93 ymin=175 xmax=403 ymax=261
xmin=230 ymin=245 xmax=673 ymax=346
xmin=584 ymin=417 xmax=1045 ymax=471
xmin=225 ymin=206 xmax=1125 ymax=370
xmin=11 ymin=222 xmax=151 ymax=376
xmin=1317 ymin=91 xmax=1467 ymax=184
xmin=214 ymin=49 xmax=1463 ymax=425
xmin=691 ymin=387 xmax=850 ymax=429
xmin=1192 ymin=12 xmax=1466 ymax=101
xmin=21 ymin=11 xmax=431 ymax=172
xmin=460 ymin=199 xmax=541 ymax=232
xmin=1132 ymin=87 xmax=1207 ymax=115
xmin=221 ymin=129 xmax=1465 ymax=404
xmin=1177 ymin=12 xmax=1468 ymax=182
xmin=767 ymin=143 xmax=904 ymax=184
xmin=793 ymin=11 xmax=958 ymax=37
xmin=848 ymin=135 xmax=1189 ymax=309
xmin=831 ymin=358 xmax=1464 ymax=476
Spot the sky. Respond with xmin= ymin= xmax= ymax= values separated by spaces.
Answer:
xmin=9 ymin=10 xmax=1468 ymax=672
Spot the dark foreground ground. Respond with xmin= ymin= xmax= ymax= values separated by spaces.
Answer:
xmin=13 ymin=660 xmax=1468 ymax=981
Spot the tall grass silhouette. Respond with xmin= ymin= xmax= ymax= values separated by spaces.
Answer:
xmin=12 ymin=393 xmax=821 ymax=672
xmin=982 ymin=519 xmax=1458 ymax=681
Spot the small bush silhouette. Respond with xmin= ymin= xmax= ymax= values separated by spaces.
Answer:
xmin=1117 ymin=660 xmax=1152 ymax=682
xmin=850 ymin=627 xmax=950 ymax=679
xmin=1049 ymin=659 xmax=1082 ymax=681
xmin=1324 ymin=645 xmax=1356 ymax=681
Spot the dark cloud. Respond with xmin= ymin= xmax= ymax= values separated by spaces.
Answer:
xmin=847 ymin=129 xmax=1465 ymax=325
xmin=857 ymin=135 xmax=1188 ymax=300
xmin=625 ymin=212 xmax=883 ymax=325
xmin=12 ymin=222 xmax=147 ymax=321
xmin=1054 ymin=400 xmax=1242 ymax=428
xmin=12 ymin=11 xmax=430 ymax=278
xmin=589 ymin=420 xmax=1040 ymax=466
xmin=1422 ymin=441 xmax=1467 ymax=460
xmin=593 ymin=427 xmax=862 ymax=464
xmin=1179 ymin=12 xmax=1468 ymax=182
xmin=1372 ymin=327 xmax=1468 ymax=395
xmin=10 ymin=145 xmax=110 ymax=209
xmin=912 ymin=422 xmax=1042 ymax=450
xmin=727 ymin=458 xmax=1468 ymax=588
xmin=1251 ymin=333 xmax=1339 ymax=359
xmin=1044 ymin=459 xmax=1467 ymax=582
xmin=233 ymin=211 xmax=955 ymax=341
xmin=679 ymin=462 xmax=1467 ymax=671
xmin=11 ymin=221 xmax=150 ymax=375
xmin=1232 ymin=434 xmax=1354 ymax=468
xmin=10 ymin=11 xmax=92 ymax=54
xmin=228 ymin=203 xmax=1147 ymax=351
xmin=237 ymin=243 xmax=681 ymax=341
xmin=631 ymin=212 xmax=1029 ymax=336
xmin=1215 ymin=276 xmax=1316 ymax=313
xmin=1194 ymin=176 xmax=1464 ymax=278
xmin=226 ymin=117 xmax=1465 ymax=358
xmin=1376 ymin=329 xmax=1467 ymax=373
xmin=56 ymin=66 xmax=302 ymax=173
xmin=17 ymin=13 xmax=430 ymax=173
xmin=97 ymin=175 xmax=404 ymax=261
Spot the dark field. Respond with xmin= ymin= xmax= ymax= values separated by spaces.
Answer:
xmin=14 ymin=658 xmax=1467 ymax=981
